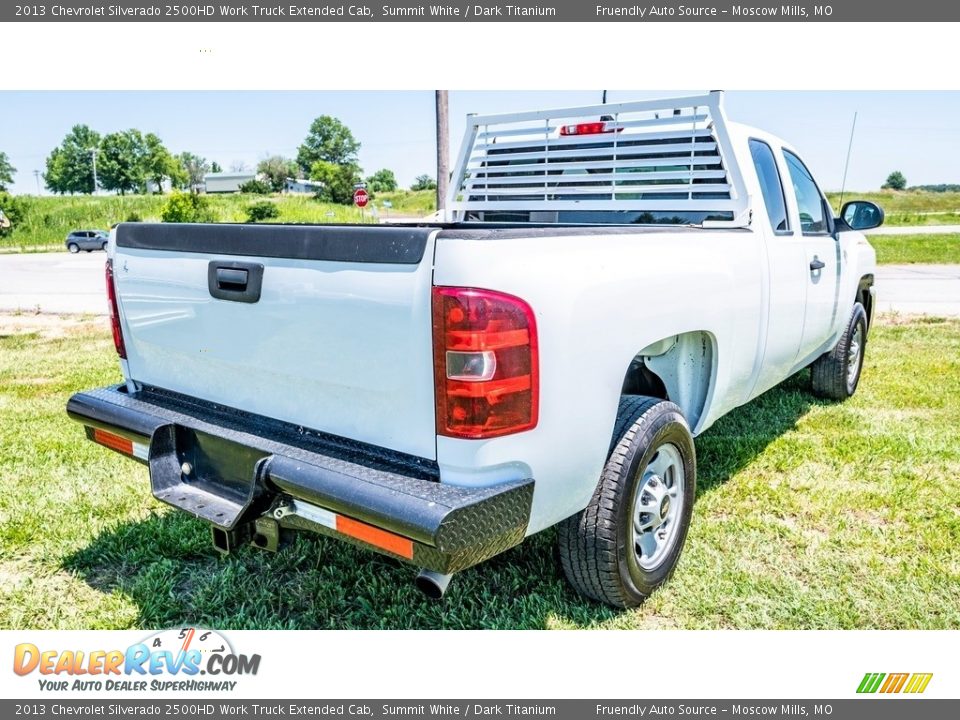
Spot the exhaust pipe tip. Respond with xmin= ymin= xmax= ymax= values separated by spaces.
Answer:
xmin=415 ymin=570 xmax=452 ymax=600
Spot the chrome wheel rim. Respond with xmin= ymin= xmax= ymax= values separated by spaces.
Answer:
xmin=847 ymin=322 xmax=864 ymax=389
xmin=631 ymin=443 xmax=685 ymax=571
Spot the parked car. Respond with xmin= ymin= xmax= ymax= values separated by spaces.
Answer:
xmin=67 ymin=92 xmax=883 ymax=607
xmin=65 ymin=230 xmax=109 ymax=253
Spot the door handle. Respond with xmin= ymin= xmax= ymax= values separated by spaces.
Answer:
xmin=216 ymin=267 xmax=248 ymax=290
xmin=207 ymin=261 xmax=264 ymax=303
xmin=809 ymin=257 xmax=826 ymax=271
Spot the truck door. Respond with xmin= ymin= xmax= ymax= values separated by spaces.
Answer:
xmin=782 ymin=149 xmax=841 ymax=364
xmin=745 ymin=139 xmax=807 ymax=399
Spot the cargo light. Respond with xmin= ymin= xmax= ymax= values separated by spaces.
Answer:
xmin=559 ymin=122 xmax=622 ymax=136
xmin=432 ymin=287 xmax=538 ymax=439
xmin=105 ymin=259 xmax=126 ymax=359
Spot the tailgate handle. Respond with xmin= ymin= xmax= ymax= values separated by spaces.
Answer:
xmin=208 ymin=261 xmax=264 ymax=303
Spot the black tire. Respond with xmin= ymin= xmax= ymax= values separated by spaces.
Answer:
xmin=101 ymin=242 xmax=108 ymax=251
xmin=811 ymin=302 xmax=868 ymax=400
xmin=67 ymin=243 xmax=79 ymax=253
xmin=558 ymin=395 xmax=696 ymax=608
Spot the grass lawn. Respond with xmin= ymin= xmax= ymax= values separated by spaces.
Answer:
xmin=1 ymin=313 xmax=958 ymax=630
xmin=0 ymin=191 xmax=435 ymax=253
xmin=867 ymin=233 xmax=960 ymax=264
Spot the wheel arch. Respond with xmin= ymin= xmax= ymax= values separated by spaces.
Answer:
xmin=619 ymin=330 xmax=717 ymax=433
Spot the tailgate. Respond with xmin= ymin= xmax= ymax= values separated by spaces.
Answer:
xmin=112 ymin=222 xmax=439 ymax=460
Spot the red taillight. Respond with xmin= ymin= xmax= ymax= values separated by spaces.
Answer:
xmin=105 ymin=259 xmax=126 ymax=359
xmin=559 ymin=122 xmax=621 ymax=136
xmin=433 ymin=287 xmax=538 ymax=439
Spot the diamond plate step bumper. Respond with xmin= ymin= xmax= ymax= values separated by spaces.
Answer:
xmin=67 ymin=385 xmax=534 ymax=574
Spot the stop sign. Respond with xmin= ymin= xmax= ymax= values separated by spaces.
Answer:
xmin=353 ymin=188 xmax=369 ymax=208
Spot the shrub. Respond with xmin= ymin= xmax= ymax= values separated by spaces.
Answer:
xmin=126 ymin=212 xmax=142 ymax=222
xmin=160 ymin=191 xmax=215 ymax=223
xmin=239 ymin=178 xmax=272 ymax=195
xmin=0 ymin=191 xmax=30 ymax=238
xmin=245 ymin=201 xmax=280 ymax=223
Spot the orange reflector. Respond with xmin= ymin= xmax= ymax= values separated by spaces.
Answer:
xmin=336 ymin=515 xmax=414 ymax=559
xmin=92 ymin=428 xmax=134 ymax=455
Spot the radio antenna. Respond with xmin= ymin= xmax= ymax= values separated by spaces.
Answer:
xmin=838 ymin=111 xmax=858 ymax=211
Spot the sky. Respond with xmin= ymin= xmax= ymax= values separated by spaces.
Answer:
xmin=2 ymin=90 xmax=959 ymax=196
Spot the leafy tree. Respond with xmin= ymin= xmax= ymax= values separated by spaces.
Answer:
xmin=0 ymin=152 xmax=15 ymax=192
xmin=297 ymin=116 xmax=360 ymax=175
xmin=246 ymin=201 xmax=280 ymax=222
xmin=44 ymin=125 xmax=101 ymax=194
xmin=411 ymin=174 xmax=437 ymax=191
xmin=161 ymin=191 xmax=215 ymax=223
xmin=210 ymin=161 xmax=223 ymax=173
xmin=257 ymin=155 xmax=297 ymax=192
xmin=239 ymin=178 xmax=271 ymax=195
xmin=143 ymin=133 xmax=185 ymax=193
xmin=177 ymin=152 xmax=210 ymax=190
xmin=99 ymin=130 xmax=148 ymax=195
xmin=366 ymin=168 xmax=398 ymax=193
xmin=309 ymin=160 xmax=361 ymax=204
xmin=0 ymin=191 xmax=29 ymax=238
xmin=882 ymin=171 xmax=907 ymax=191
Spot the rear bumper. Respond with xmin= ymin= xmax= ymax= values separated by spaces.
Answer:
xmin=67 ymin=385 xmax=533 ymax=574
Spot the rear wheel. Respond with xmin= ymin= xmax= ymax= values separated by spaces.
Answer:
xmin=811 ymin=302 xmax=868 ymax=400
xmin=67 ymin=243 xmax=79 ymax=253
xmin=101 ymin=242 xmax=108 ymax=251
xmin=558 ymin=396 xmax=696 ymax=608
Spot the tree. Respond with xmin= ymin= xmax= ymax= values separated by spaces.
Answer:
xmin=309 ymin=160 xmax=361 ymax=204
xmin=0 ymin=191 xmax=28 ymax=238
xmin=210 ymin=161 xmax=223 ymax=173
xmin=44 ymin=125 xmax=101 ymax=194
xmin=177 ymin=152 xmax=210 ymax=190
xmin=882 ymin=171 xmax=907 ymax=191
xmin=0 ymin=152 xmax=15 ymax=192
xmin=257 ymin=155 xmax=297 ymax=192
xmin=366 ymin=168 xmax=398 ymax=193
xmin=98 ymin=130 xmax=148 ymax=195
xmin=411 ymin=174 xmax=437 ymax=191
xmin=297 ymin=116 xmax=360 ymax=175
xmin=142 ymin=133 xmax=185 ymax=193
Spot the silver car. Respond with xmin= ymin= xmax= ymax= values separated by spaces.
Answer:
xmin=66 ymin=230 xmax=109 ymax=253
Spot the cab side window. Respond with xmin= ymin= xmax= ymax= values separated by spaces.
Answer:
xmin=749 ymin=139 xmax=789 ymax=233
xmin=783 ymin=150 xmax=829 ymax=234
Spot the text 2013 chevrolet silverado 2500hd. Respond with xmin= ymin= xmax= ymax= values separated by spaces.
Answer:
xmin=68 ymin=92 xmax=883 ymax=607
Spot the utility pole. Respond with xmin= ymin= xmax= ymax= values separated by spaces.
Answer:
xmin=435 ymin=90 xmax=449 ymax=216
xmin=90 ymin=148 xmax=99 ymax=195
xmin=33 ymin=170 xmax=41 ymax=195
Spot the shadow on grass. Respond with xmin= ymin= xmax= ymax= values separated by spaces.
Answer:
xmin=63 ymin=372 xmax=820 ymax=630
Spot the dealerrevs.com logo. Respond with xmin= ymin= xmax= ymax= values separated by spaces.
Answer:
xmin=13 ymin=628 xmax=261 ymax=692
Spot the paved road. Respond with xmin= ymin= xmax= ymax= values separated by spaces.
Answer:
xmin=875 ymin=264 xmax=960 ymax=316
xmin=0 ymin=251 xmax=106 ymax=315
xmin=869 ymin=224 xmax=960 ymax=235
xmin=1 ymin=252 xmax=959 ymax=317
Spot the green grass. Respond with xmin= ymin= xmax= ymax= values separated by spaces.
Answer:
xmin=0 ymin=191 xmax=436 ymax=253
xmin=827 ymin=190 xmax=960 ymax=226
xmin=5 ymin=189 xmax=960 ymax=254
xmin=867 ymin=233 xmax=960 ymax=264
xmin=1 ymin=313 xmax=958 ymax=630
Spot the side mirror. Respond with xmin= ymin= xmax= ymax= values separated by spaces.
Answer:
xmin=840 ymin=200 xmax=884 ymax=231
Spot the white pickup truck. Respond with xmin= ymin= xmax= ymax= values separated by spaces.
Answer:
xmin=68 ymin=92 xmax=882 ymax=607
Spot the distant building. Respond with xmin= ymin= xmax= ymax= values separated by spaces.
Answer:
xmin=284 ymin=177 xmax=325 ymax=194
xmin=204 ymin=172 xmax=256 ymax=193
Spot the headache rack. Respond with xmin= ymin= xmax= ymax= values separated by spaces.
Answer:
xmin=445 ymin=90 xmax=751 ymax=227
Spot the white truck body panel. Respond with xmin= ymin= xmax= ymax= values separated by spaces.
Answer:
xmin=113 ymin=243 xmax=440 ymax=460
